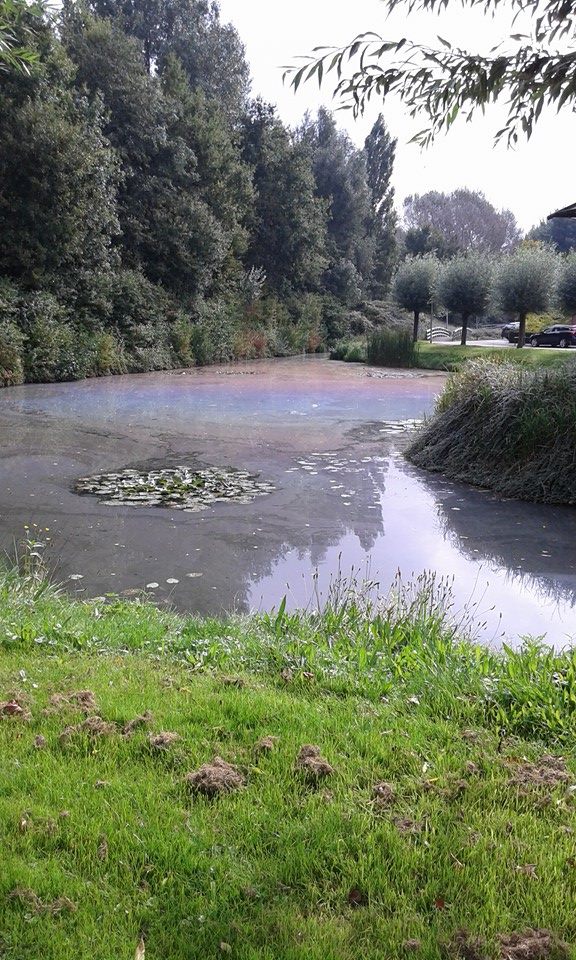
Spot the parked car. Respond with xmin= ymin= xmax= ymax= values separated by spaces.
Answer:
xmin=529 ymin=325 xmax=576 ymax=348
xmin=501 ymin=322 xmax=537 ymax=343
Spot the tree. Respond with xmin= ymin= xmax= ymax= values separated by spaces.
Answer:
xmin=241 ymin=99 xmax=328 ymax=295
xmin=84 ymin=0 xmax=249 ymax=119
xmin=0 ymin=33 xmax=120 ymax=286
xmin=286 ymin=0 xmax=576 ymax=150
xmin=64 ymin=15 xmax=230 ymax=298
xmin=556 ymin=253 xmax=576 ymax=317
xmin=493 ymin=246 xmax=557 ymax=347
xmin=299 ymin=108 xmax=374 ymax=290
xmin=528 ymin=217 xmax=576 ymax=253
xmin=392 ymin=256 xmax=437 ymax=341
xmin=403 ymin=190 xmax=521 ymax=256
xmin=436 ymin=254 xmax=492 ymax=346
xmin=403 ymin=223 xmax=460 ymax=260
xmin=363 ymin=114 xmax=398 ymax=296
xmin=0 ymin=0 xmax=44 ymax=74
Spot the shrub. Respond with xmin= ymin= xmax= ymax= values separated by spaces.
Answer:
xmin=367 ymin=329 xmax=418 ymax=367
xmin=106 ymin=269 xmax=173 ymax=337
xmin=191 ymin=299 xmax=239 ymax=364
xmin=409 ymin=359 xmax=576 ymax=503
xmin=19 ymin=293 xmax=93 ymax=382
xmin=170 ymin=314 xmax=195 ymax=367
xmin=92 ymin=332 xmax=128 ymax=376
xmin=0 ymin=320 xmax=24 ymax=386
xmin=329 ymin=340 xmax=367 ymax=362
xmin=125 ymin=322 xmax=175 ymax=372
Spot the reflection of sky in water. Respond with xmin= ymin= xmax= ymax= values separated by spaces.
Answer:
xmin=2 ymin=359 xmax=576 ymax=648
xmin=249 ymin=455 xmax=576 ymax=648
xmin=2 ymin=363 xmax=435 ymax=426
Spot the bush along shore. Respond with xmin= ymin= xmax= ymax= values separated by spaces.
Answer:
xmin=407 ymin=359 xmax=576 ymax=504
xmin=3 ymin=563 xmax=576 ymax=958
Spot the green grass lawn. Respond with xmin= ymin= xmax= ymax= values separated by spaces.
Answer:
xmin=416 ymin=342 xmax=576 ymax=372
xmin=2 ymin=571 xmax=576 ymax=959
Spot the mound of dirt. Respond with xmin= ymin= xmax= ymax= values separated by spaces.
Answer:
xmin=148 ymin=731 xmax=181 ymax=750
xmin=498 ymin=929 xmax=569 ymax=959
xmin=507 ymin=756 xmax=571 ymax=790
xmin=295 ymin=745 xmax=334 ymax=783
xmin=185 ymin=757 xmax=245 ymax=797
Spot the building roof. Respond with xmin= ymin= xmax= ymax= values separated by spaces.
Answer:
xmin=548 ymin=202 xmax=576 ymax=220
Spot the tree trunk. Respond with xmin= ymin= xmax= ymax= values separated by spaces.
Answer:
xmin=412 ymin=310 xmax=420 ymax=343
xmin=517 ymin=312 xmax=526 ymax=348
xmin=460 ymin=314 xmax=469 ymax=346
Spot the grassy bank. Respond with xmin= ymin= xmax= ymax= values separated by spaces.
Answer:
xmin=416 ymin=343 xmax=576 ymax=372
xmin=3 ymin=568 xmax=576 ymax=958
xmin=408 ymin=360 xmax=576 ymax=504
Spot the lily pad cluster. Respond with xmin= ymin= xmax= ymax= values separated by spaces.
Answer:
xmin=74 ymin=465 xmax=274 ymax=511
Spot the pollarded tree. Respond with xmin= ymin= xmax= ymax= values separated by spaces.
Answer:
xmin=556 ymin=253 xmax=576 ymax=317
xmin=393 ymin=256 xmax=437 ymax=342
xmin=436 ymin=254 xmax=492 ymax=346
xmin=494 ymin=245 xmax=557 ymax=348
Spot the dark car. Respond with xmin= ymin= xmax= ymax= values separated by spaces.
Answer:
xmin=501 ymin=322 xmax=537 ymax=343
xmin=529 ymin=325 xmax=576 ymax=348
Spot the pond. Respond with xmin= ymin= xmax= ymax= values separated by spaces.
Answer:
xmin=1 ymin=356 xmax=576 ymax=647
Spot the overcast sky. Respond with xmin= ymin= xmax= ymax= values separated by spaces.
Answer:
xmin=218 ymin=0 xmax=574 ymax=231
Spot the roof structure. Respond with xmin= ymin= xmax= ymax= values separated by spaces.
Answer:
xmin=548 ymin=202 xmax=576 ymax=220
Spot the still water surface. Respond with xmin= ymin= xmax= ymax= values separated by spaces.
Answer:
xmin=1 ymin=356 xmax=575 ymax=646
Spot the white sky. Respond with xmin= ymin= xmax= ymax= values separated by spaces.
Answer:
xmin=218 ymin=0 xmax=575 ymax=231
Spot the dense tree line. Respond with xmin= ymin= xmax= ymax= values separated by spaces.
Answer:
xmin=0 ymin=0 xmax=398 ymax=385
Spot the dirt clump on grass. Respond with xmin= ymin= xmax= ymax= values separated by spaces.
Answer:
xmin=9 ymin=887 xmax=76 ymax=916
xmin=295 ymin=745 xmax=334 ymax=783
xmin=1 ymin=699 xmax=31 ymax=721
xmin=444 ymin=929 xmax=488 ymax=959
xmin=148 ymin=731 xmax=181 ymax=750
xmin=122 ymin=711 xmax=153 ymax=736
xmin=497 ymin=929 xmax=570 ymax=959
xmin=185 ymin=756 xmax=245 ymax=797
xmin=393 ymin=816 xmax=422 ymax=835
xmin=255 ymin=735 xmax=278 ymax=754
xmin=507 ymin=755 xmax=571 ymax=791
xmin=372 ymin=781 xmax=396 ymax=805
xmin=60 ymin=715 xmax=117 ymax=743
xmin=46 ymin=690 xmax=97 ymax=714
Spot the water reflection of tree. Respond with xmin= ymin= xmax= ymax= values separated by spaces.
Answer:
xmin=432 ymin=477 xmax=576 ymax=609
xmin=234 ymin=451 xmax=389 ymax=611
